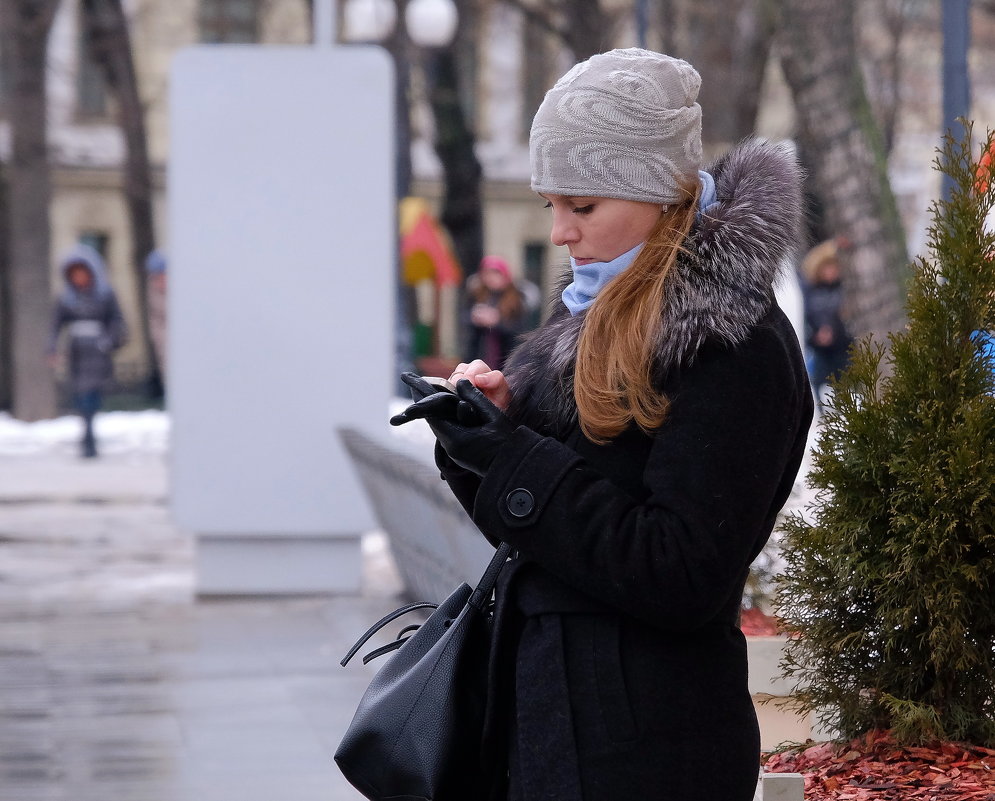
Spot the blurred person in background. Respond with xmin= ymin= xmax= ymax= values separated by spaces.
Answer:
xmin=464 ymin=255 xmax=528 ymax=370
xmin=392 ymin=48 xmax=813 ymax=801
xmin=47 ymin=244 xmax=128 ymax=458
xmin=802 ymin=237 xmax=853 ymax=408
xmin=145 ymin=249 xmax=168 ymax=395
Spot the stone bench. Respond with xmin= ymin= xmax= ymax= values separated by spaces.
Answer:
xmin=338 ymin=424 xmax=494 ymax=602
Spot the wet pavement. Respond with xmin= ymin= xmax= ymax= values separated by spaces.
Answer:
xmin=0 ymin=447 xmax=404 ymax=801
xmin=0 ymin=414 xmax=817 ymax=801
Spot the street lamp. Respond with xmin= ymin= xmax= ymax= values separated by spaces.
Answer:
xmin=343 ymin=0 xmax=458 ymax=49
xmin=343 ymin=0 xmax=396 ymax=42
xmin=342 ymin=0 xmax=459 ymax=198
xmin=404 ymin=0 xmax=458 ymax=47
xmin=341 ymin=0 xmax=460 ymax=384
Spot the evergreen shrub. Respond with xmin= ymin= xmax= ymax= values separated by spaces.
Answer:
xmin=775 ymin=125 xmax=995 ymax=746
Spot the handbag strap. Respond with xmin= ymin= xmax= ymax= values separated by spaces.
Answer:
xmin=340 ymin=543 xmax=513 ymax=666
xmin=468 ymin=541 xmax=512 ymax=612
xmin=340 ymin=602 xmax=439 ymax=666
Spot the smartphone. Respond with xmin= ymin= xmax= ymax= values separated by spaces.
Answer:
xmin=422 ymin=376 xmax=457 ymax=394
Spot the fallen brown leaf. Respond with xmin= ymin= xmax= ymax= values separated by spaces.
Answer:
xmin=762 ymin=731 xmax=995 ymax=801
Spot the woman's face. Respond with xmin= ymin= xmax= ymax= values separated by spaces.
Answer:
xmin=541 ymin=194 xmax=662 ymax=264
xmin=816 ymin=259 xmax=840 ymax=284
xmin=67 ymin=264 xmax=94 ymax=290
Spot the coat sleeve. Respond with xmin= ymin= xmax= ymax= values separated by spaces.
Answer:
xmin=437 ymin=442 xmax=512 ymax=550
xmin=436 ymin=441 xmax=481 ymax=520
xmin=48 ymin=301 xmax=69 ymax=355
xmin=468 ymin=326 xmax=812 ymax=630
xmin=102 ymin=291 xmax=128 ymax=350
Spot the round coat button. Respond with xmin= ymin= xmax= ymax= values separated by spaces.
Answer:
xmin=506 ymin=488 xmax=535 ymax=518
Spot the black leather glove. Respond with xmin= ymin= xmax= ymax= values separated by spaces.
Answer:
xmin=399 ymin=372 xmax=449 ymax=403
xmin=391 ymin=378 xmax=514 ymax=476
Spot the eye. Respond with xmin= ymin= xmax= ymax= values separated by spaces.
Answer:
xmin=543 ymin=201 xmax=552 ymax=209
xmin=572 ymin=204 xmax=594 ymax=215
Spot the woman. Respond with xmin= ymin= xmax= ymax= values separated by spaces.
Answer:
xmin=392 ymin=48 xmax=813 ymax=801
xmin=803 ymin=238 xmax=853 ymax=407
xmin=464 ymin=255 xmax=526 ymax=370
xmin=48 ymin=243 xmax=128 ymax=458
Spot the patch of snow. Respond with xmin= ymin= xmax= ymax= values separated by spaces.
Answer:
xmin=0 ymin=410 xmax=170 ymax=456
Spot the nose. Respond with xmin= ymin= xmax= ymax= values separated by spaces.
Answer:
xmin=549 ymin=209 xmax=579 ymax=248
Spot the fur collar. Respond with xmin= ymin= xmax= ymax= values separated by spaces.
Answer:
xmin=504 ymin=138 xmax=804 ymax=436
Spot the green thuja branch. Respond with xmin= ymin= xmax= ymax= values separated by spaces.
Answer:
xmin=775 ymin=124 xmax=995 ymax=747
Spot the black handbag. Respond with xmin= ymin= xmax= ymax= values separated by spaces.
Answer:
xmin=335 ymin=541 xmax=512 ymax=801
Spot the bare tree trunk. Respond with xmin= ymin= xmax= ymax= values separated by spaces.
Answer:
xmin=0 ymin=161 xmax=12 ymax=410
xmin=858 ymin=0 xmax=914 ymax=158
xmin=425 ymin=0 xmax=483 ymax=285
xmin=383 ymin=0 xmax=418 ymax=382
xmin=0 ymin=0 xmax=60 ymax=421
xmin=777 ymin=0 xmax=909 ymax=341
xmin=560 ymin=0 xmax=610 ymax=61
xmin=684 ymin=0 xmax=777 ymax=151
xmin=876 ymin=0 xmax=910 ymax=156
xmin=386 ymin=0 xmax=414 ymax=199
xmin=498 ymin=0 xmax=615 ymax=62
xmin=656 ymin=0 xmax=676 ymax=53
xmin=81 ymin=0 xmax=161 ymax=395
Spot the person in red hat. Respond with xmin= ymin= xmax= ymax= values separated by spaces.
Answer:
xmin=463 ymin=255 xmax=527 ymax=370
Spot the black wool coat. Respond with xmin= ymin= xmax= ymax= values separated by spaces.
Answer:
xmin=438 ymin=140 xmax=815 ymax=801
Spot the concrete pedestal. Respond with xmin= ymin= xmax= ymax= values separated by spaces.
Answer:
xmin=169 ymin=47 xmax=394 ymax=595
xmin=196 ymin=533 xmax=363 ymax=595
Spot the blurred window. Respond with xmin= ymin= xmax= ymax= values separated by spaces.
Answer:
xmin=78 ymin=20 xmax=108 ymax=118
xmin=200 ymin=0 xmax=260 ymax=44
xmin=521 ymin=16 xmax=554 ymax=140
xmin=522 ymin=241 xmax=546 ymax=327
xmin=79 ymin=231 xmax=110 ymax=260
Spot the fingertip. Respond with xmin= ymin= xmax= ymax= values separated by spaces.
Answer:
xmin=389 ymin=414 xmax=407 ymax=426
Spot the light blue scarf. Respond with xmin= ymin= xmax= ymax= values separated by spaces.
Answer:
xmin=562 ymin=170 xmax=718 ymax=316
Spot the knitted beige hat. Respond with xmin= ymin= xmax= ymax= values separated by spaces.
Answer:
xmin=529 ymin=48 xmax=703 ymax=205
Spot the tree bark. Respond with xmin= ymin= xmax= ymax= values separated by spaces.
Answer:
xmin=498 ymin=0 xmax=615 ymax=62
xmin=0 ymin=0 xmax=60 ymax=421
xmin=777 ymin=0 xmax=909 ymax=341
xmin=426 ymin=42 xmax=483 ymax=287
xmin=0 ymin=161 xmax=12 ymax=410
xmin=686 ymin=0 xmax=777 ymax=152
xmin=81 ymin=0 xmax=161 ymax=394
xmin=559 ymin=0 xmax=610 ymax=61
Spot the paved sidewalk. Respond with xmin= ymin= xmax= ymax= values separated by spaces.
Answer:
xmin=0 ymin=447 xmax=405 ymax=801
xmin=0 ymin=413 xmax=816 ymax=801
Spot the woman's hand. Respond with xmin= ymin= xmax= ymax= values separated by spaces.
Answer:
xmin=449 ymin=360 xmax=512 ymax=410
xmin=396 ymin=372 xmax=475 ymax=425
xmin=391 ymin=379 xmax=515 ymax=476
xmin=470 ymin=304 xmax=500 ymax=328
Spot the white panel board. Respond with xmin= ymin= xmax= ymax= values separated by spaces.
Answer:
xmin=169 ymin=46 xmax=393 ymax=540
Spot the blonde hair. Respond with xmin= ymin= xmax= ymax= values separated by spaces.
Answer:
xmin=574 ymin=181 xmax=701 ymax=444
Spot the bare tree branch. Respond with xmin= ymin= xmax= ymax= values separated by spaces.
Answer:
xmin=778 ymin=0 xmax=909 ymax=341
xmin=81 ymin=0 xmax=161 ymax=393
xmin=498 ymin=0 xmax=566 ymax=41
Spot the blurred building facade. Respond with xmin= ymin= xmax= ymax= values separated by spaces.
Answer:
xmin=4 ymin=0 xmax=995 ymax=381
